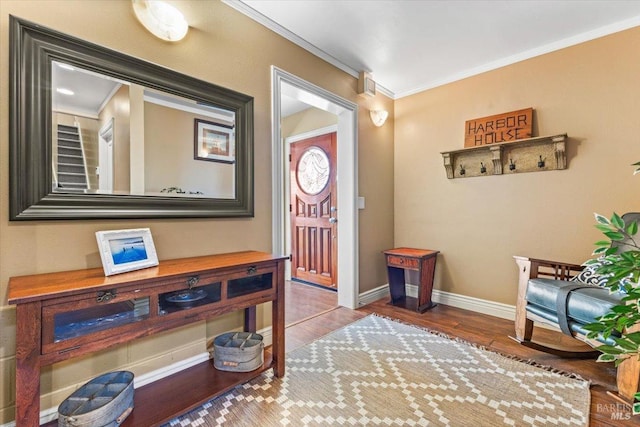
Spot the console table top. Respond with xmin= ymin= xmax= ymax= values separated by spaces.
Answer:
xmin=9 ymin=250 xmax=287 ymax=304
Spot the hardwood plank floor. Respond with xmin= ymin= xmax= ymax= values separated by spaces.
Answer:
xmin=285 ymin=293 xmax=638 ymax=426
xmin=285 ymin=280 xmax=337 ymax=326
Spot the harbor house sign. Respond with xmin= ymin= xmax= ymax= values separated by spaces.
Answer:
xmin=464 ymin=108 xmax=533 ymax=147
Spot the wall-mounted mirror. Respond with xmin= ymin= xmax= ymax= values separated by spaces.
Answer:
xmin=10 ymin=16 xmax=254 ymax=220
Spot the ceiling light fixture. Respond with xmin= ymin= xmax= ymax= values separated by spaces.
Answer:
xmin=56 ymin=88 xmax=75 ymax=96
xmin=132 ymin=0 xmax=189 ymax=42
xmin=370 ymin=109 xmax=388 ymax=127
xmin=57 ymin=63 xmax=75 ymax=71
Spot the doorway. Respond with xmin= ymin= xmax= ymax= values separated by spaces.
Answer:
xmin=98 ymin=118 xmax=114 ymax=192
xmin=271 ymin=67 xmax=358 ymax=311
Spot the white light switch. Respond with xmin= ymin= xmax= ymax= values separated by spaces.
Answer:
xmin=358 ymin=197 xmax=365 ymax=210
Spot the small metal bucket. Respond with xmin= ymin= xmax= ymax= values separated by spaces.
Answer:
xmin=213 ymin=332 xmax=264 ymax=372
xmin=58 ymin=371 xmax=134 ymax=427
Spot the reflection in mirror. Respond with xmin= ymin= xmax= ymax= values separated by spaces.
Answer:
xmin=51 ymin=61 xmax=236 ymax=199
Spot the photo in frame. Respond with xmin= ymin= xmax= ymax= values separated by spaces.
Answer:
xmin=96 ymin=228 xmax=159 ymax=276
xmin=194 ymin=119 xmax=235 ymax=163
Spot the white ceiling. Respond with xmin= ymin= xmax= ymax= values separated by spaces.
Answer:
xmin=231 ymin=0 xmax=640 ymax=99
xmin=52 ymin=61 xmax=121 ymax=117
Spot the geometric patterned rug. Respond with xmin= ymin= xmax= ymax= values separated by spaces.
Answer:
xmin=164 ymin=314 xmax=590 ymax=426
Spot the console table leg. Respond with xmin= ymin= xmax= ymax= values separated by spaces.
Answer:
xmin=244 ymin=306 xmax=256 ymax=332
xmin=15 ymin=303 xmax=41 ymax=427
xmin=271 ymin=262 xmax=286 ymax=377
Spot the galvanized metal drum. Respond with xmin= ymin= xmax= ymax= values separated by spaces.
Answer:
xmin=58 ymin=371 xmax=134 ymax=427
xmin=213 ymin=332 xmax=264 ymax=372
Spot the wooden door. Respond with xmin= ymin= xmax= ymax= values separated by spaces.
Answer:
xmin=290 ymin=132 xmax=337 ymax=289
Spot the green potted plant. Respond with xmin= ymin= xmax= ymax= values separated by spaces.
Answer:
xmin=583 ymin=161 xmax=640 ymax=413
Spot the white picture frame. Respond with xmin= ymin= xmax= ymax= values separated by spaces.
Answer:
xmin=95 ymin=228 xmax=159 ymax=276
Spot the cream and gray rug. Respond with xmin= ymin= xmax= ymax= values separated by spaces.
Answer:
xmin=166 ymin=315 xmax=590 ymax=426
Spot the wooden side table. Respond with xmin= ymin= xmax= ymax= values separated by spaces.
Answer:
xmin=383 ymin=247 xmax=440 ymax=313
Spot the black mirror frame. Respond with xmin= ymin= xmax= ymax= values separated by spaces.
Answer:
xmin=9 ymin=16 xmax=254 ymax=220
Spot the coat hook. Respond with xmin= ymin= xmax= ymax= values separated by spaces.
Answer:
xmin=538 ymin=155 xmax=545 ymax=168
xmin=459 ymin=164 xmax=465 ymax=176
xmin=509 ymin=158 xmax=516 ymax=171
xmin=480 ymin=162 xmax=486 ymax=174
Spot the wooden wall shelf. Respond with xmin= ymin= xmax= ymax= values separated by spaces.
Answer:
xmin=440 ymin=134 xmax=567 ymax=179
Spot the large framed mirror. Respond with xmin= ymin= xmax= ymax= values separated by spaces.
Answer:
xmin=9 ymin=16 xmax=254 ymax=220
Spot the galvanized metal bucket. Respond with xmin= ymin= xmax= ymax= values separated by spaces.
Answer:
xmin=58 ymin=371 xmax=134 ymax=427
xmin=213 ymin=332 xmax=264 ymax=372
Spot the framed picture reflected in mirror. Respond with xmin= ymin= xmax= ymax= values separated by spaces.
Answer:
xmin=194 ymin=119 xmax=235 ymax=164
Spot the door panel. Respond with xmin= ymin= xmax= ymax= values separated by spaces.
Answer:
xmin=290 ymin=132 xmax=337 ymax=288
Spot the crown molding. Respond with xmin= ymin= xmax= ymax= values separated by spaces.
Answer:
xmin=226 ymin=1 xmax=640 ymax=100
xmin=395 ymin=14 xmax=640 ymax=99
xmin=223 ymin=0 xmax=394 ymax=99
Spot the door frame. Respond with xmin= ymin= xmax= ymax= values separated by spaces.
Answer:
xmin=271 ymin=66 xmax=359 ymax=309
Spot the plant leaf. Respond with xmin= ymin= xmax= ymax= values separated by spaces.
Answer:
xmin=611 ymin=305 xmax=633 ymax=314
xmin=604 ymin=231 xmax=625 ymax=241
xmin=597 ymin=353 xmax=617 ymax=363
xmin=625 ymin=332 xmax=640 ymax=345
xmin=596 ymin=345 xmax=625 ymax=354
xmin=595 ymin=213 xmax=610 ymax=225
xmin=627 ymin=221 xmax=638 ymax=236
xmin=604 ymin=247 xmax=619 ymax=256
xmin=593 ymin=247 xmax=607 ymax=255
xmin=583 ymin=322 xmax=605 ymax=332
xmin=612 ymin=212 xmax=625 ymax=229
xmin=613 ymin=337 xmax=640 ymax=352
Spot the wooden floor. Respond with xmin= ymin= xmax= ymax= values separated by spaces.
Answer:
xmin=284 ymin=280 xmax=338 ymax=326
xmin=285 ymin=292 xmax=637 ymax=426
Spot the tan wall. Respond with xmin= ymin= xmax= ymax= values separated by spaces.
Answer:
xmin=0 ymin=0 xmax=394 ymax=422
xmin=76 ymin=116 xmax=100 ymax=190
xmin=394 ymin=27 xmax=640 ymax=305
xmin=144 ymin=102 xmax=235 ymax=197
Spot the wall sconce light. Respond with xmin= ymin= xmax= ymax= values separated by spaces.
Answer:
xmin=509 ymin=158 xmax=516 ymax=171
xmin=132 ymin=0 xmax=189 ymax=42
xmin=480 ymin=162 xmax=486 ymax=174
xmin=537 ymin=155 xmax=545 ymax=168
xmin=459 ymin=164 xmax=465 ymax=176
xmin=370 ymin=109 xmax=388 ymax=127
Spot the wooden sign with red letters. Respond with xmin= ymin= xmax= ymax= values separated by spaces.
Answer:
xmin=464 ymin=108 xmax=533 ymax=147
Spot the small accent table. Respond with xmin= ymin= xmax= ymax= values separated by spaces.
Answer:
xmin=383 ymin=247 xmax=440 ymax=313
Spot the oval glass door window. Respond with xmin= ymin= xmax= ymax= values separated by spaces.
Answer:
xmin=296 ymin=147 xmax=330 ymax=195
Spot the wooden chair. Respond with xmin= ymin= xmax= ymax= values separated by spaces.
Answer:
xmin=513 ymin=255 xmax=640 ymax=403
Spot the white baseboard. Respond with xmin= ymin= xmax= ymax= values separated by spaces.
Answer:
xmin=358 ymin=283 xmax=516 ymax=321
xmin=0 ymin=326 xmax=274 ymax=427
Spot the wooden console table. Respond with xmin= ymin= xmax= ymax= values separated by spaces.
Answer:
xmin=8 ymin=251 xmax=287 ymax=427
xmin=383 ymin=248 xmax=439 ymax=313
